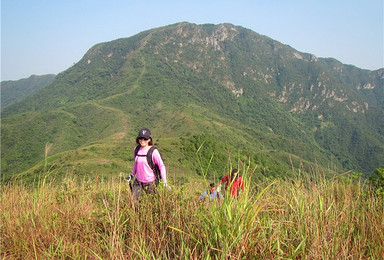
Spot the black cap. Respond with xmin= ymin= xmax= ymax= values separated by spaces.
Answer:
xmin=138 ymin=128 xmax=151 ymax=139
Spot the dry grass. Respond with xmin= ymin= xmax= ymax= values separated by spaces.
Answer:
xmin=1 ymin=171 xmax=383 ymax=259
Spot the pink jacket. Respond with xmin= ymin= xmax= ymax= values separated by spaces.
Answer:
xmin=131 ymin=146 xmax=167 ymax=183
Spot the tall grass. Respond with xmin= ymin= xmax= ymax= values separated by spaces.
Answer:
xmin=1 ymin=167 xmax=383 ymax=259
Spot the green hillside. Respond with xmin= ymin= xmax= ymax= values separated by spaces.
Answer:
xmin=1 ymin=74 xmax=55 ymax=110
xmin=1 ymin=22 xmax=383 ymax=182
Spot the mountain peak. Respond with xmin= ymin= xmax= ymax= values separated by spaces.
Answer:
xmin=1 ymin=22 xmax=383 ymax=180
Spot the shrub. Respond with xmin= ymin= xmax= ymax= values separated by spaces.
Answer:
xmin=369 ymin=168 xmax=384 ymax=196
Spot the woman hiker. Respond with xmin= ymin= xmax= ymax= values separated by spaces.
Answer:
xmin=128 ymin=128 xmax=170 ymax=202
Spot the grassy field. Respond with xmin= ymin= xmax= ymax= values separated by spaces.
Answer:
xmin=1 ymin=167 xmax=383 ymax=259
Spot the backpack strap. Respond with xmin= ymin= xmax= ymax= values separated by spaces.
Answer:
xmin=146 ymin=146 xmax=156 ymax=170
xmin=134 ymin=145 xmax=141 ymax=158
xmin=147 ymin=146 xmax=161 ymax=184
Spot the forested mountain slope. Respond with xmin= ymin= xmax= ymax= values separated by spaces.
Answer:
xmin=1 ymin=74 xmax=55 ymax=110
xmin=1 ymin=22 xmax=383 ymax=181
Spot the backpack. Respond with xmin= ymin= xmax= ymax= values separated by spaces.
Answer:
xmin=134 ymin=145 xmax=162 ymax=184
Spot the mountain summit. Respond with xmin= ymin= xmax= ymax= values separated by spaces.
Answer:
xmin=1 ymin=22 xmax=383 ymax=180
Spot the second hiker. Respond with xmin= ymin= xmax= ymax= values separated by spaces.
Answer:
xmin=199 ymin=183 xmax=224 ymax=201
xmin=220 ymin=169 xmax=244 ymax=197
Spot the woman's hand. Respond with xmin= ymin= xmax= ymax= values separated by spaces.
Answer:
xmin=163 ymin=182 xmax=172 ymax=191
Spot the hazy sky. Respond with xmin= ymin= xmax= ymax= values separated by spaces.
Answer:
xmin=1 ymin=0 xmax=383 ymax=81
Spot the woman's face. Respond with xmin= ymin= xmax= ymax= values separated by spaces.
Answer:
xmin=139 ymin=137 xmax=151 ymax=147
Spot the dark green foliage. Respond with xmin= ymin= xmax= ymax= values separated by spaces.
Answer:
xmin=180 ymin=134 xmax=230 ymax=178
xmin=369 ymin=168 xmax=384 ymax=196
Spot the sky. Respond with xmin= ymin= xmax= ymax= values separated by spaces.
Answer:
xmin=1 ymin=0 xmax=383 ymax=81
